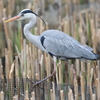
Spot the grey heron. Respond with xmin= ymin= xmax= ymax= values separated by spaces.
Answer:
xmin=5 ymin=9 xmax=100 ymax=87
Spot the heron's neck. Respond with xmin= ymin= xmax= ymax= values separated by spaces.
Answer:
xmin=23 ymin=18 xmax=39 ymax=47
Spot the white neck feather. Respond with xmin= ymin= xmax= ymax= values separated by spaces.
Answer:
xmin=23 ymin=15 xmax=46 ymax=52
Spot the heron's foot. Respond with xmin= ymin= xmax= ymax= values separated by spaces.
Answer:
xmin=27 ymin=78 xmax=44 ymax=91
xmin=27 ymin=78 xmax=38 ymax=84
xmin=27 ymin=57 xmax=57 ymax=91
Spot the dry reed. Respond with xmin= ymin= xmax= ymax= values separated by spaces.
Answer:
xmin=0 ymin=0 xmax=100 ymax=100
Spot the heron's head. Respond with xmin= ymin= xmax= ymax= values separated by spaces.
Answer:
xmin=5 ymin=9 xmax=46 ymax=25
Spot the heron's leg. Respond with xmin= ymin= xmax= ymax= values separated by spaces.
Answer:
xmin=66 ymin=60 xmax=76 ymax=79
xmin=30 ymin=56 xmax=56 ymax=89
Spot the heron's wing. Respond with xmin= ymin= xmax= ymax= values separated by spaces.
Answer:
xmin=40 ymin=30 xmax=94 ymax=59
xmin=83 ymin=45 xmax=93 ymax=51
xmin=41 ymin=35 xmax=83 ymax=58
xmin=47 ymin=39 xmax=80 ymax=58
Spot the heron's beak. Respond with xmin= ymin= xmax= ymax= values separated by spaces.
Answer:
xmin=4 ymin=15 xmax=21 ymax=23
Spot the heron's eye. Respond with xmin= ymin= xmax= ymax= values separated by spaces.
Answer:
xmin=21 ymin=13 xmax=24 ymax=16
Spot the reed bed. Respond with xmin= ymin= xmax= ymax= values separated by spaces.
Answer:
xmin=0 ymin=0 xmax=100 ymax=100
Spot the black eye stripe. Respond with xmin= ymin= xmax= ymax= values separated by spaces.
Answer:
xmin=21 ymin=13 xmax=24 ymax=16
xmin=21 ymin=10 xmax=37 ymax=16
xmin=20 ymin=10 xmax=46 ymax=26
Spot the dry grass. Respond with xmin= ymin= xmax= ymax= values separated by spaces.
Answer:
xmin=0 ymin=0 xmax=100 ymax=100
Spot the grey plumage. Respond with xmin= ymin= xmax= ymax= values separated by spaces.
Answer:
xmin=40 ymin=30 xmax=99 ymax=61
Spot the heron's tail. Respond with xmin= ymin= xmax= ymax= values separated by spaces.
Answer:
xmin=93 ymin=53 xmax=100 ymax=60
xmin=78 ymin=53 xmax=100 ymax=62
